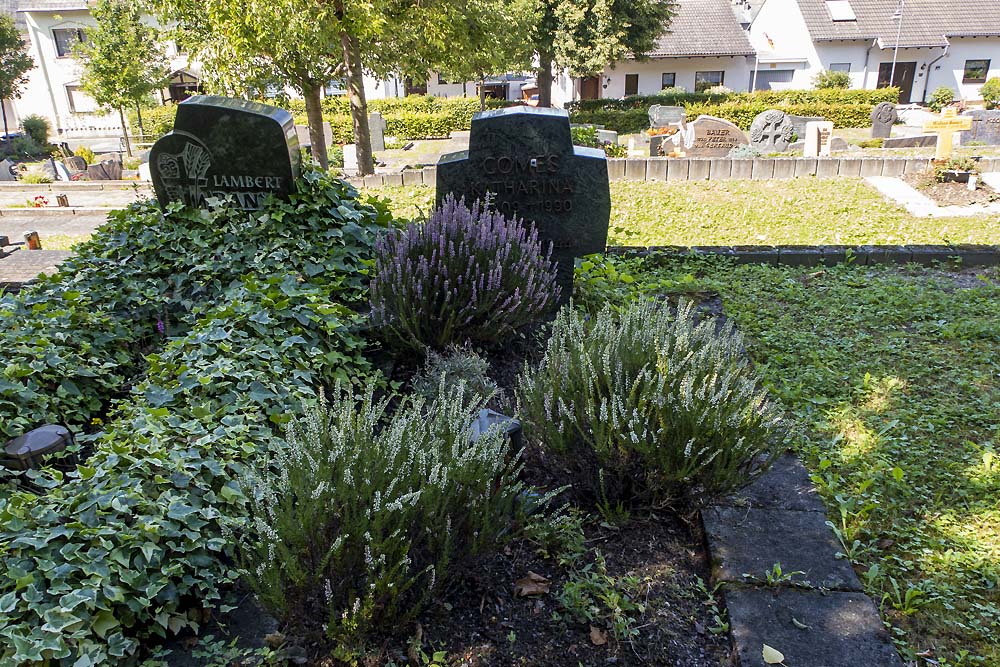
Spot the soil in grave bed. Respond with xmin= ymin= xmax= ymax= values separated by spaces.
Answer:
xmin=902 ymin=172 xmax=1000 ymax=206
xmin=410 ymin=513 xmax=732 ymax=667
xmin=159 ymin=510 xmax=732 ymax=667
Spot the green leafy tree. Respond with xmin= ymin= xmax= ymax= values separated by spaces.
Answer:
xmin=982 ymin=77 xmax=1000 ymax=110
xmin=533 ymin=0 xmax=675 ymax=107
xmin=0 ymin=14 xmax=34 ymax=141
xmin=77 ymin=0 xmax=169 ymax=156
xmin=813 ymin=69 xmax=850 ymax=89
xmin=430 ymin=0 xmax=536 ymax=110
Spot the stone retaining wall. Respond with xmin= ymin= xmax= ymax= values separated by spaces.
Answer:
xmin=350 ymin=157 xmax=1000 ymax=187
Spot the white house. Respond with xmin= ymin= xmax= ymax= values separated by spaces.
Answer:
xmin=746 ymin=0 xmax=1000 ymax=103
xmin=584 ymin=0 xmax=1000 ymax=104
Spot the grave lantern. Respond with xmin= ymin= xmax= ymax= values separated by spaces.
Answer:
xmin=3 ymin=425 xmax=74 ymax=470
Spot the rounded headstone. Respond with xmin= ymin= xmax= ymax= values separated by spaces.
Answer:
xmin=871 ymin=102 xmax=897 ymax=139
xmin=749 ymin=109 xmax=794 ymax=152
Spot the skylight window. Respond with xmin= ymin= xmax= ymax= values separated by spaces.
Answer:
xmin=825 ymin=0 xmax=857 ymax=21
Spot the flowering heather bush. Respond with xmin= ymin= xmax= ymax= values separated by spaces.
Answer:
xmin=516 ymin=299 xmax=786 ymax=504
xmin=370 ymin=195 xmax=560 ymax=351
xmin=233 ymin=382 xmax=523 ymax=645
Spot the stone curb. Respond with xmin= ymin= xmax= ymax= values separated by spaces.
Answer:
xmin=0 ymin=181 xmax=147 ymax=192
xmin=0 ymin=208 xmax=116 ymax=217
xmin=605 ymin=244 xmax=1000 ymax=267
xmin=350 ymin=158 xmax=1000 ymax=186
xmin=700 ymin=453 xmax=904 ymax=667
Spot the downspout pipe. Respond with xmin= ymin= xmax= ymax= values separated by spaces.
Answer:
xmin=863 ymin=38 xmax=878 ymax=89
xmin=921 ymin=45 xmax=949 ymax=103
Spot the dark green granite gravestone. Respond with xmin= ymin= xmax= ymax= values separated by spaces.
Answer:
xmin=149 ymin=95 xmax=300 ymax=210
xmin=436 ymin=106 xmax=610 ymax=298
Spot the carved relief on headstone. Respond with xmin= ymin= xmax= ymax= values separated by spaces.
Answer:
xmin=149 ymin=95 xmax=300 ymax=210
xmin=804 ymin=121 xmax=834 ymax=157
xmin=436 ymin=105 xmax=610 ymax=298
xmin=749 ymin=109 xmax=795 ymax=152
xmin=871 ymin=102 xmax=897 ymax=139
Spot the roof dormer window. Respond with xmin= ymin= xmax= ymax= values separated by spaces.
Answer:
xmin=825 ymin=0 xmax=857 ymax=21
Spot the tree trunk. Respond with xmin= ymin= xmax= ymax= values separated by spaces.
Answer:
xmin=118 ymin=106 xmax=132 ymax=157
xmin=479 ymin=75 xmax=487 ymax=111
xmin=135 ymin=103 xmax=145 ymax=139
xmin=340 ymin=31 xmax=373 ymax=176
xmin=1 ymin=101 xmax=9 ymax=142
xmin=303 ymin=83 xmax=328 ymax=170
xmin=537 ymin=52 xmax=554 ymax=108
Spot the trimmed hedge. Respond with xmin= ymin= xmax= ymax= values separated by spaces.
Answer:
xmin=0 ymin=171 xmax=394 ymax=665
xmin=566 ymin=88 xmax=899 ymax=112
xmin=126 ymin=104 xmax=178 ymax=140
xmin=567 ymin=88 xmax=901 ymax=134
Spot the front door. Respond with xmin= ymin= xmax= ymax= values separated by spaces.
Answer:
xmin=580 ymin=76 xmax=600 ymax=100
xmin=878 ymin=61 xmax=916 ymax=103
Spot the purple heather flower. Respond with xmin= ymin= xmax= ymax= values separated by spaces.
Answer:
xmin=156 ymin=319 xmax=165 ymax=335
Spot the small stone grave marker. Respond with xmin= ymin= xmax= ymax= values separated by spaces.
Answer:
xmin=788 ymin=115 xmax=825 ymax=141
xmin=959 ymin=110 xmax=1000 ymax=146
xmin=436 ymin=105 xmax=610 ymax=298
xmin=749 ymin=109 xmax=794 ymax=152
xmin=804 ymin=121 xmax=834 ymax=157
xmin=871 ymin=102 xmax=897 ymax=139
xmin=149 ymin=95 xmax=300 ymax=210
xmin=648 ymin=105 xmax=686 ymax=128
xmin=923 ymin=108 xmax=973 ymax=160
xmin=369 ymin=112 xmax=387 ymax=152
xmin=343 ymin=144 xmax=358 ymax=175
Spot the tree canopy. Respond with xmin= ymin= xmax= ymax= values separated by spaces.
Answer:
xmin=533 ymin=0 xmax=675 ymax=106
xmin=77 ymin=0 xmax=169 ymax=155
xmin=0 ymin=14 xmax=35 ymax=138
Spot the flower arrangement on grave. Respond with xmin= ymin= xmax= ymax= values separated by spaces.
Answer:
xmin=647 ymin=126 xmax=678 ymax=137
xmin=27 ymin=195 xmax=48 ymax=208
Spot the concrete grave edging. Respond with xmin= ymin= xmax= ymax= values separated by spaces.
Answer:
xmin=351 ymin=157 xmax=1000 ymax=186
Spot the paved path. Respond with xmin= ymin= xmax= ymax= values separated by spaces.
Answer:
xmin=0 ymin=188 xmax=147 ymax=208
xmin=866 ymin=174 xmax=1000 ymax=217
xmin=0 ymin=248 xmax=72 ymax=289
xmin=0 ymin=212 xmax=110 ymax=241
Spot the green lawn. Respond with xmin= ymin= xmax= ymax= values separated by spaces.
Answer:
xmin=365 ymin=179 xmax=999 ymax=247
xmin=576 ymin=257 xmax=1000 ymax=665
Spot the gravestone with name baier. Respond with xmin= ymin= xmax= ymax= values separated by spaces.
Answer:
xmin=150 ymin=95 xmax=300 ymax=210
xmin=959 ymin=110 xmax=1000 ymax=146
xmin=436 ymin=105 xmax=610 ymax=298
xmin=672 ymin=116 xmax=749 ymax=157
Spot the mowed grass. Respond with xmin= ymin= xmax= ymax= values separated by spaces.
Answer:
xmin=577 ymin=257 xmax=1000 ymax=664
xmin=365 ymin=179 xmax=999 ymax=246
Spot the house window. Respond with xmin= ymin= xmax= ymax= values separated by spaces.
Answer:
xmin=66 ymin=85 xmax=97 ymax=113
xmin=695 ymin=70 xmax=724 ymax=92
xmin=830 ymin=62 xmax=851 ymax=72
xmin=624 ymin=74 xmax=639 ymax=96
xmin=825 ymin=0 xmax=856 ymax=21
xmin=661 ymin=72 xmax=676 ymax=89
xmin=53 ymin=27 xmax=86 ymax=57
xmin=963 ymin=59 xmax=990 ymax=84
xmin=752 ymin=69 xmax=794 ymax=91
